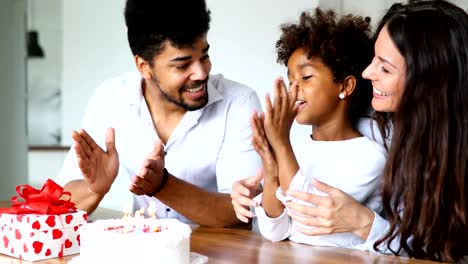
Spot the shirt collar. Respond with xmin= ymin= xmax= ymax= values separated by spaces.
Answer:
xmin=124 ymin=72 xmax=145 ymax=111
xmin=170 ymin=77 xmax=223 ymax=135
xmin=205 ymin=77 xmax=223 ymax=107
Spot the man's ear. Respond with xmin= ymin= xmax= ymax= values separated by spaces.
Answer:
xmin=135 ymin=55 xmax=152 ymax=79
xmin=339 ymin=75 xmax=357 ymax=99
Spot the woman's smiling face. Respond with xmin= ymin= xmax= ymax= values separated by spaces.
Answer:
xmin=362 ymin=26 xmax=406 ymax=113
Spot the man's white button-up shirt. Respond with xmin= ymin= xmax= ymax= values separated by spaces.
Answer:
xmin=56 ymin=72 xmax=262 ymax=223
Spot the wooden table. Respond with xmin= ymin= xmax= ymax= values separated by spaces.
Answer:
xmin=0 ymin=201 xmax=439 ymax=264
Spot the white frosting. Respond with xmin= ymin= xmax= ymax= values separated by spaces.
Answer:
xmin=79 ymin=218 xmax=191 ymax=264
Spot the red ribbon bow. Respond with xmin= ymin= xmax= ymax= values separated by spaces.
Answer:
xmin=0 ymin=179 xmax=76 ymax=215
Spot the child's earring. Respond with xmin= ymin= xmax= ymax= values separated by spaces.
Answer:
xmin=339 ymin=93 xmax=346 ymax=100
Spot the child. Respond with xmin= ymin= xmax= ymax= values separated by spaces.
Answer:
xmin=251 ymin=8 xmax=386 ymax=248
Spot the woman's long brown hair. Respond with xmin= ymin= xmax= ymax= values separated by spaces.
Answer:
xmin=373 ymin=1 xmax=468 ymax=262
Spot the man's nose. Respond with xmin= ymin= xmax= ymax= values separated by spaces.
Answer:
xmin=190 ymin=62 xmax=208 ymax=81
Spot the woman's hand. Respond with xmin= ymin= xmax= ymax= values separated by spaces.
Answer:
xmin=285 ymin=179 xmax=375 ymax=241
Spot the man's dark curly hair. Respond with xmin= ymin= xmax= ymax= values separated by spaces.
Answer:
xmin=124 ymin=0 xmax=211 ymax=65
xmin=276 ymin=8 xmax=373 ymax=128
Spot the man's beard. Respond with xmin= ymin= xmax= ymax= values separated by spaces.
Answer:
xmin=153 ymin=76 xmax=209 ymax=111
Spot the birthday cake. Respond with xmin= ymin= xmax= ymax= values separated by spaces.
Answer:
xmin=79 ymin=218 xmax=192 ymax=264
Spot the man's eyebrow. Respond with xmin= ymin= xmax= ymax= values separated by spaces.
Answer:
xmin=170 ymin=55 xmax=192 ymax=62
xmin=202 ymin=44 xmax=210 ymax=53
xmin=170 ymin=44 xmax=210 ymax=62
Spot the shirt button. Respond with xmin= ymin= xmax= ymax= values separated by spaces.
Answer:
xmin=166 ymin=208 xmax=171 ymax=212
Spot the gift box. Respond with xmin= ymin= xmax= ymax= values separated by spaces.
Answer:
xmin=0 ymin=179 xmax=88 ymax=262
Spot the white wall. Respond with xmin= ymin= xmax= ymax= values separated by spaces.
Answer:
xmin=319 ymin=0 xmax=343 ymax=14
xmin=61 ymin=0 xmax=132 ymax=146
xmin=343 ymin=1 xmax=389 ymax=28
xmin=343 ymin=0 xmax=468 ymax=27
xmin=207 ymin=0 xmax=319 ymax=102
xmin=0 ymin=0 xmax=28 ymax=200
xmin=452 ymin=0 xmax=468 ymax=9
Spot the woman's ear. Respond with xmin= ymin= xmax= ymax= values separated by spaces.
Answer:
xmin=338 ymin=75 xmax=357 ymax=99
xmin=135 ymin=55 xmax=152 ymax=79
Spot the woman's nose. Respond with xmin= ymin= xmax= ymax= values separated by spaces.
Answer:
xmin=362 ymin=59 xmax=375 ymax=80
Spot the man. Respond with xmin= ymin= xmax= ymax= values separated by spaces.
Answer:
xmin=56 ymin=0 xmax=261 ymax=228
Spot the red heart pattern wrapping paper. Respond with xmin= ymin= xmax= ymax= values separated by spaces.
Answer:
xmin=0 ymin=210 xmax=87 ymax=262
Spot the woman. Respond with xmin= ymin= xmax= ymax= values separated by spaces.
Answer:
xmin=360 ymin=1 xmax=468 ymax=261
xmin=232 ymin=0 xmax=468 ymax=262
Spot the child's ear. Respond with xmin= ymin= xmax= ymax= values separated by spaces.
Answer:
xmin=338 ymin=75 xmax=356 ymax=99
xmin=135 ymin=55 xmax=153 ymax=79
